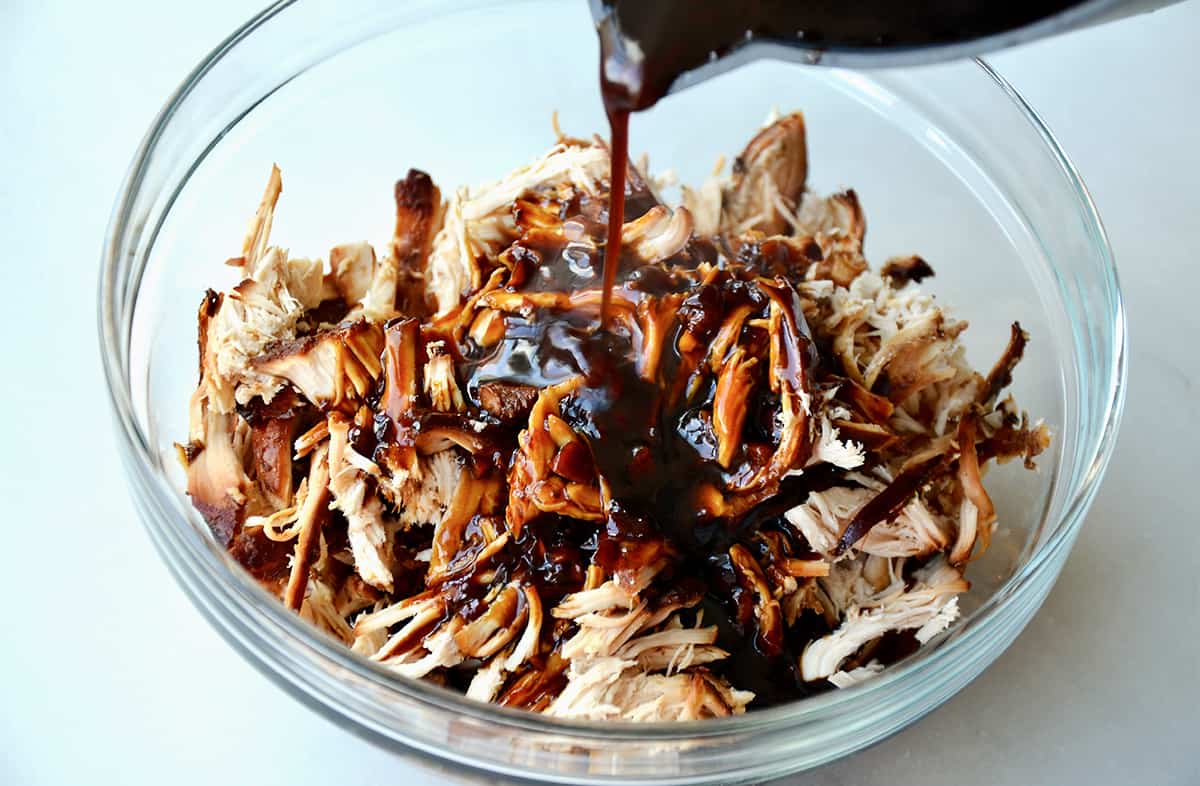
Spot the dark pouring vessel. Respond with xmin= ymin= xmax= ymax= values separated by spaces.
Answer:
xmin=592 ymin=0 xmax=1180 ymax=111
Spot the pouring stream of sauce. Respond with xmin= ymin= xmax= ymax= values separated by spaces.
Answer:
xmin=593 ymin=0 xmax=1085 ymax=325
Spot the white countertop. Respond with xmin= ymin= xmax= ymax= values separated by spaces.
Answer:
xmin=2 ymin=2 xmax=1197 ymax=784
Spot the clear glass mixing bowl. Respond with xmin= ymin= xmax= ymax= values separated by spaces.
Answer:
xmin=98 ymin=1 xmax=1126 ymax=783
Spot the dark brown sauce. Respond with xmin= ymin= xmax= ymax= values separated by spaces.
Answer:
xmin=598 ymin=108 xmax=628 ymax=329
xmin=457 ymin=208 xmax=868 ymax=704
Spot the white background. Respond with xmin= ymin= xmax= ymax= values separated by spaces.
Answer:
xmin=2 ymin=2 xmax=1198 ymax=784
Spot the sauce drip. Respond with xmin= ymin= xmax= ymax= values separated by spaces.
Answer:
xmin=598 ymin=107 xmax=627 ymax=329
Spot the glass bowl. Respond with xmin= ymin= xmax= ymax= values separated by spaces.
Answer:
xmin=98 ymin=1 xmax=1126 ymax=783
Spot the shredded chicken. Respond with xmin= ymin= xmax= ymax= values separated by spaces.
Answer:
xmin=546 ymin=657 xmax=753 ymax=721
xmin=801 ymin=559 xmax=967 ymax=680
xmin=327 ymin=414 xmax=394 ymax=592
xmin=180 ymin=113 xmax=1048 ymax=720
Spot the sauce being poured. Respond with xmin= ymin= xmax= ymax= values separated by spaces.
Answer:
xmin=592 ymin=0 xmax=1087 ymax=324
xmin=598 ymin=107 xmax=628 ymax=329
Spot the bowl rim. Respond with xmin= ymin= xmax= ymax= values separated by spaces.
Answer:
xmin=97 ymin=0 xmax=1128 ymax=742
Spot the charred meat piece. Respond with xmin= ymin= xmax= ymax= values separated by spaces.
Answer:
xmin=722 ymin=113 xmax=808 ymax=235
xmin=392 ymin=169 xmax=444 ymax=319
xmin=252 ymin=321 xmax=384 ymax=410
xmin=881 ymin=254 xmax=935 ymax=286
xmin=478 ymin=381 xmax=540 ymax=423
